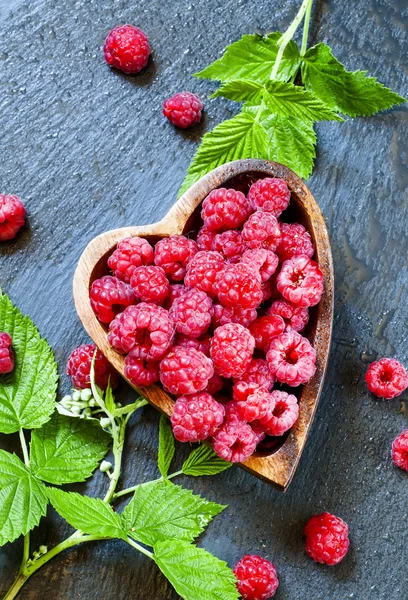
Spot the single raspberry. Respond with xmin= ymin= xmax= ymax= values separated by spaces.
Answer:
xmin=205 ymin=372 xmax=224 ymax=395
xmin=223 ymin=400 xmax=243 ymax=424
xmin=108 ymin=303 xmax=174 ymax=359
xmin=242 ymin=212 xmax=281 ymax=251
xmin=215 ymin=263 xmax=263 ymax=309
xmin=90 ymin=275 xmax=135 ymax=324
xmin=248 ymin=177 xmax=290 ymax=217
xmin=159 ymin=346 xmax=214 ymax=395
xmin=241 ymin=248 xmax=279 ymax=282
xmin=108 ymin=236 xmax=154 ymax=283
xmin=250 ymin=420 xmax=266 ymax=444
xmin=66 ymin=344 xmax=119 ymax=390
xmin=211 ymin=304 xmax=257 ymax=329
xmin=305 ymin=513 xmax=350 ymax=566
xmin=267 ymin=299 xmax=309 ymax=333
xmin=365 ymin=358 xmax=408 ymax=400
xmin=0 ymin=195 xmax=25 ymax=242
xmin=175 ymin=333 xmax=211 ymax=356
xmin=170 ymin=288 xmax=212 ymax=338
xmin=233 ymin=382 xmax=275 ymax=423
xmin=0 ymin=332 xmax=14 ymax=374
xmin=163 ymin=92 xmax=203 ymax=129
xmin=130 ymin=265 xmax=169 ymax=305
xmin=185 ymin=251 xmax=225 ymax=297
xmin=154 ymin=235 xmax=198 ymax=281
xmin=163 ymin=284 xmax=189 ymax=310
xmin=234 ymin=554 xmax=279 ymax=600
xmin=124 ymin=353 xmax=159 ymax=387
xmin=249 ymin=315 xmax=286 ymax=352
xmin=258 ymin=390 xmax=299 ymax=436
xmin=261 ymin=281 xmax=273 ymax=303
xmin=104 ymin=25 xmax=150 ymax=74
xmin=391 ymin=430 xmax=408 ymax=472
xmin=276 ymin=222 xmax=314 ymax=262
xmin=277 ymin=255 xmax=324 ymax=308
xmin=212 ymin=230 xmax=245 ymax=263
xmin=201 ymin=188 xmax=252 ymax=232
xmin=213 ymin=421 xmax=257 ymax=462
xmin=267 ymin=331 xmax=316 ymax=386
xmin=210 ymin=323 xmax=255 ymax=378
xmin=170 ymin=392 xmax=225 ymax=442
xmin=233 ymin=358 xmax=275 ymax=391
xmin=196 ymin=226 xmax=216 ymax=251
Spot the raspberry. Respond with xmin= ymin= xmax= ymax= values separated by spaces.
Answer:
xmin=277 ymin=255 xmax=324 ymax=308
xmin=201 ymin=188 xmax=252 ymax=232
xmin=223 ymin=400 xmax=242 ymax=424
xmin=212 ymin=230 xmax=245 ymax=263
xmin=305 ymin=513 xmax=350 ymax=566
xmin=267 ymin=331 xmax=316 ymax=386
xmin=163 ymin=92 xmax=203 ymax=129
xmin=130 ymin=266 xmax=169 ymax=305
xmin=258 ymin=390 xmax=299 ymax=436
xmin=365 ymin=358 xmax=408 ymax=400
xmin=170 ymin=392 xmax=225 ymax=442
xmin=159 ymin=346 xmax=214 ymax=395
xmin=170 ymin=288 xmax=212 ymax=338
xmin=267 ymin=299 xmax=309 ymax=333
xmin=210 ymin=323 xmax=255 ymax=378
xmin=185 ymin=251 xmax=225 ymax=297
xmin=261 ymin=281 xmax=273 ymax=303
xmin=0 ymin=332 xmax=14 ymax=374
xmin=66 ymin=344 xmax=119 ymax=390
xmin=234 ymin=554 xmax=279 ymax=600
xmin=248 ymin=315 xmax=286 ymax=352
xmin=124 ymin=353 xmax=159 ymax=387
xmin=215 ymin=263 xmax=263 ymax=309
xmin=276 ymin=222 xmax=314 ymax=262
xmin=233 ymin=382 xmax=275 ymax=423
xmin=205 ymin=372 xmax=224 ymax=395
xmin=248 ymin=176 xmax=290 ymax=217
xmin=108 ymin=237 xmax=154 ymax=283
xmin=0 ymin=195 xmax=25 ymax=242
xmin=90 ymin=276 xmax=135 ymax=324
xmin=211 ymin=304 xmax=257 ymax=329
xmin=233 ymin=358 xmax=275 ymax=391
xmin=175 ymin=333 xmax=211 ymax=356
xmin=391 ymin=430 xmax=408 ymax=472
xmin=108 ymin=303 xmax=174 ymax=359
xmin=242 ymin=212 xmax=281 ymax=251
xmin=213 ymin=421 xmax=257 ymax=462
xmin=163 ymin=284 xmax=189 ymax=310
xmin=196 ymin=226 xmax=216 ymax=251
xmin=104 ymin=25 xmax=150 ymax=74
xmin=250 ymin=420 xmax=266 ymax=444
xmin=241 ymin=249 xmax=279 ymax=282
xmin=154 ymin=235 xmax=198 ymax=281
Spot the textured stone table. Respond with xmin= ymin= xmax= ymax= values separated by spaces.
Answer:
xmin=0 ymin=0 xmax=407 ymax=598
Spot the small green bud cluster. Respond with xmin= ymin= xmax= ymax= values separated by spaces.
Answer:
xmin=57 ymin=388 xmax=98 ymax=419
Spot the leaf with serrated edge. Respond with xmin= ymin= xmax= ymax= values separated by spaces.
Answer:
xmin=154 ymin=539 xmax=239 ymax=600
xmin=104 ymin=382 xmax=116 ymax=414
xmin=30 ymin=413 xmax=110 ymax=484
xmin=0 ymin=293 xmax=58 ymax=433
xmin=158 ymin=415 xmax=175 ymax=478
xmin=47 ymin=487 xmax=126 ymax=540
xmin=122 ymin=481 xmax=225 ymax=546
xmin=0 ymin=450 xmax=47 ymax=545
xmin=182 ymin=445 xmax=231 ymax=476
xmin=301 ymin=43 xmax=406 ymax=117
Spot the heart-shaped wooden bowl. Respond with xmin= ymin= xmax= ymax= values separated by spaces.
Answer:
xmin=73 ymin=159 xmax=334 ymax=491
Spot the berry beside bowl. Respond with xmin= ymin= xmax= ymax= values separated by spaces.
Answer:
xmin=73 ymin=159 xmax=334 ymax=490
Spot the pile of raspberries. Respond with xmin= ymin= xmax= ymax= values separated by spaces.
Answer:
xmin=88 ymin=177 xmax=325 ymax=463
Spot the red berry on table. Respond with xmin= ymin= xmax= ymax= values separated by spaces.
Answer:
xmin=210 ymin=323 xmax=255 ymax=378
xmin=170 ymin=392 xmax=225 ymax=442
xmin=233 ymin=554 xmax=279 ymax=600
xmin=130 ymin=265 xmax=169 ymax=305
xmin=233 ymin=358 xmax=275 ymax=391
xmin=90 ymin=275 xmax=135 ymax=324
xmin=276 ymin=222 xmax=314 ymax=262
xmin=169 ymin=288 xmax=213 ymax=338
xmin=242 ymin=212 xmax=281 ymax=251
xmin=104 ymin=24 xmax=150 ymax=74
xmin=124 ymin=353 xmax=159 ymax=387
xmin=201 ymin=188 xmax=252 ymax=232
xmin=67 ymin=343 xmax=119 ymax=390
xmin=391 ymin=429 xmax=408 ymax=472
xmin=277 ymin=255 xmax=324 ymax=308
xmin=211 ymin=303 xmax=258 ymax=329
xmin=258 ymin=390 xmax=299 ymax=436
xmin=267 ymin=299 xmax=309 ymax=333
xmin=365 ymin=358 xmax=408 ymax=400
xmin=154 ymin=235 xmax=198 ymax=282
xmin=213 ymin=420 xmax=257 ymax=463
xmin=163 ymin=91 xmax=203 ymax=129
xmin=185 ymin=250 xmax=225 ymax=297
xmin=267 ymin=331 xmax=316 ymax=386
xmin=0 ymin=332 xmax=14 ymax=374
xmin=248 ymin=315 xmax=286 ymax=352
xmin=248 ymin=176 xmax=290 ymax=217
xmin=304 ymin=513 xmax=350 ymax=566
xmin=159 ymin=346 xmax=214 ymax=395
xmin=215 ymin=263 xmax=263 ymax=310
xmin=108 ymin=236 xmax=154 ymax=283
xmin=0 ymin=195 xmax=25 ymax=242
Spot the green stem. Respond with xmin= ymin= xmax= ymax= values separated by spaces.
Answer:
xmin=113 ymin=470 xmax=183 ymax=500
xmin=18 ymin=429 xmax=30 ymax=569
xmin=126 ymin=537 xmax=154 ymax=560
xmin=103 ymin=419 xmax=126 ymax=504
xmin=300 ymin=0 xmax=313 ymax=55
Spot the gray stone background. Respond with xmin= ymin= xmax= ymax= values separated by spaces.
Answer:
xmin=0 ymin=0 xmax=407 ymax=598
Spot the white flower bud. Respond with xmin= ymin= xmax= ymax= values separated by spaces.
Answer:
xmin=100 ymin=417 xmax=111 ymax=429
xmin=100 ymin=460 xmax=113 ymax=473
xmin=60 ymin=395 xmax=73 ymax=408
xmin=83 ymin=408 xmax=92 ymax=418
xmin=72 ymin=405 xmax=82 ymax=416
xmin=72 ymin=390 xmax=81 ymax=401
xmin=81 ymin=389 xmax=93 ymax=402
xmin=39 ymin=545 xmax=48 ymax=554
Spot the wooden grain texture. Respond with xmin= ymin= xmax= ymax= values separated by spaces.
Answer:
xmin=73 ymin=159 xmax=334 ymax=490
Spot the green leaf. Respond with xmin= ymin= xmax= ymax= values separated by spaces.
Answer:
xmin=30 ymin=413 xmax=110 ymax=484
xmin=182 ymin=445 xmax=231 ymax=477
xmin=158 ymin=415 xmax=175 ymax=478
xmin=154 ymin=539 xmax=239 ymax=600
xmin=195 ymin=32 xmax=300 ymax=84
xmin=0 ymin=450 xmax=47 ymax=545
xmin=301 ymin=43 xmax=406 ymax=117
xmin=0 ymin=293 xmax=58 ymax=433
xmin=211 ymin=79 xmax=265 ymax=103
xmin=104 ymin=382 xmax=116 ymax=415
xmin=47 ymin=487 xmax=126 ymax=540
xmin=122 ymin=481 xmax=225 ymax=546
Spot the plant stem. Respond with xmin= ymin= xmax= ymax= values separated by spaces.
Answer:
xmin=18 ymin=429 xmax=29 ymax=466
xmin=126 ymin=537 xmax=154 ymax=560
xmin=113 ymin=470 xmax=183 ymax=500
xmin=18 ymin=429 xmax=30 ymax=569
xmin=300 ymin=0 xmax=313 ymax=55
xmin=103 ymin=418 xmax=126 ymax=503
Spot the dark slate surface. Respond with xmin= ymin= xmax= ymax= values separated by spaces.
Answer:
xmin=0 ymin=0 xmax=407 ymax=598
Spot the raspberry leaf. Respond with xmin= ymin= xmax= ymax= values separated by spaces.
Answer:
xmin=0 ymin=293 xmax=58 ymax=434
xmin=154 ymin=539 xmax=239 ymax=600
xmin=157 ymin=415 xmax=175 ymax=478
xmin=121 ymin=481 xmax=225 ymax=545
xmin=0 ymin=450 xmax=48 ymax=546
xmin=30 ymin=413 xmax=110 ymax=485
xmin=182 ymin=445 xmax=231 ymax=476
xmin=301 ymin=43 xmax=407 ymax=117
